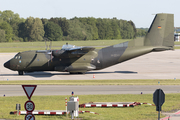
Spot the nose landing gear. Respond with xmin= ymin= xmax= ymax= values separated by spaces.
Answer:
xmin=18 ymin=71 xmax=24 ymax=75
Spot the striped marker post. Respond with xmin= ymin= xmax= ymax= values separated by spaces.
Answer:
xmin=18 ymin=111 xmax=66 ymax=115
xmin=79 ymin=102 xmax=155 ymax=108
xmin=65 ymin=97 xmax=67 ymax=117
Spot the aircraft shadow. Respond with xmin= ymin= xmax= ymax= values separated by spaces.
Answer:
xmin=115 ymin=71 xmax=138 ymax=74
xmin=0 ymin=71 xmax=137 ymax=78
xmin=25 ymin=72 xmax=68 ymax=77
xmin=0 ymin=74 xmax=19 ymax=76
xmin=86 ymin=71 xmax=138 ymax=74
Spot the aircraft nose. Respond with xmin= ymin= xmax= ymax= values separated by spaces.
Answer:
xmin=4 ymin=61 xmax=10 ymax=69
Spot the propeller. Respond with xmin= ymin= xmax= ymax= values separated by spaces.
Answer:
xmin=43 ymin=37 xmax=53 ymax=65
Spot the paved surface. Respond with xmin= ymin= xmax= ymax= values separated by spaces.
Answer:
xmin=1 ymin=85 xmax=180 ymax=97
xmin=0 ymin=50 xmax=180 ymax=80
xmin=161 ymin=111 xmax=180 ymax=120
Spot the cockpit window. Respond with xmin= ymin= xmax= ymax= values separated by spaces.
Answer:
xmin=14 ymin=55 xmax=21 ymax=59
xmin=62 ymin=44 xmax=75 ymax=50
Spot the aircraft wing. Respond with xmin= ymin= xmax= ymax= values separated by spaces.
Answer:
xmin=67 ymin=46 xmax=95 ymax=54
xmin=52 ymin=46 xmax=95 ymax=58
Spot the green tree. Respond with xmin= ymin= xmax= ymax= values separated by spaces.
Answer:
xmin=23 ymin=17 xmax=45 ymax=41
xmin=60 ymin=18 xmax=69 ymax=36
xmin=18 ymin=22 xmax=26 ymax=41
xmin=111 ymin=18 xmax=121 ymax=39
xmin=0 ymin=10 xmax=14 ymax=23
xmin=30 ymin=18 xmax=45 ymax=41
xmin=44 ymin=21 xmax=63 ymax=41
xmin=9 ymin=14 xmax=25 ymax=37
xmin=97 ymin=18 xmax=118 ymax=40
xmin=0 ymin=11 xmax=2 ymax=23
xmin=78 ymin=17 xmax=99 ymax=40
xmin=96 ymin=18 xmax=106 ymax=39
xmin=104 ymin=19 xmax=114 ymax=39
xmin=67 ymin=19 xmax=92 ymax=40
xmin=49 ymin=17 xmax=69 ymax=36
xmin=24 ymin=17 xmax=34 ymax=41
xmin=118 ymin=20 xmax=137 ymax=39
xmin=41 ymin=18 xmax=49 ymax=25
xmin=0 ymin=29 xmax=6 ymax=42
xmin=128 ymin=20 xmax=136 ymax=39
xmin=0 ymin=10 xmax=25 ymax=41
xmin=0 ymin=21 xmax=13 ymax=42
xmin=136 ymin=28 xmax=147 ymax=37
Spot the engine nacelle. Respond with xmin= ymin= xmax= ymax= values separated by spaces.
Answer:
xmin=52 ymin=50 xmax=68 ymax=58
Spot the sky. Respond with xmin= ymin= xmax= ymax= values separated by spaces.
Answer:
xmin=0 ymin=0 xmax=179 ymax=28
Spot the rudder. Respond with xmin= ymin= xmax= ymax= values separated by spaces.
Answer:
xmin=144 ymin=13 xmax=174 ymax=48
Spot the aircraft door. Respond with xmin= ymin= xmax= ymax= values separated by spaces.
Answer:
xmin=92 ymin=50 xmax=103 ymax=70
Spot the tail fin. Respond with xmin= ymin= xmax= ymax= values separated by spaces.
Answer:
xmin=144 ymin=13 xmax=174 ymax=48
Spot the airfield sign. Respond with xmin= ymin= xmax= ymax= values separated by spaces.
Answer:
xmin=22 ymin=85 xmax=37 ymax=100
xmin=25 ymin=113 xmax=35 ymax=120
xmin=24 ymin=100 xmax=35 ymax=112
xmin=153 ymin=89 xmax=165 ymax=111
xmin=22 ymin=85 xmax=37 ymax=120
xmin=153 ymin=89 xmax=165 ymax=120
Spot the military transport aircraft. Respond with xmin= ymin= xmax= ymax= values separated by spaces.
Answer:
xmin=4 ymin=13 xmax=174 ymax=75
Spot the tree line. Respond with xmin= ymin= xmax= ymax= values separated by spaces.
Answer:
xmin=136 ymin=28 xmax=148 ymax=37
xmin=0 ymin=10 xmax=147 ymax=42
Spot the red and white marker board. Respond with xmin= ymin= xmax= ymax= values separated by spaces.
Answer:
xmin=25 ymin=113 xmax=35 ymax=120
xmin=22 ymin=85 xmax=37 ymax=100
xmin=24 ymin=100 xmax=35 ymax=112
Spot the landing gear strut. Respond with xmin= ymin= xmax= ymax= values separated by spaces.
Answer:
xmin=18 ymin=71 xmax=24 ymax=75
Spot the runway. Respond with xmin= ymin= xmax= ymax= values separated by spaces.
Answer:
xmin=0 ymin=50 xmax=180 ymax=80
xmin=1 ymin=85 xmax=180 ymax=97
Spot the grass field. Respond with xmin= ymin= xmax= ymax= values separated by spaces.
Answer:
xmin=174 ymin=46 xmax=180 ymax=49
xmin=0 ymin=94 xmax=180 ymax=120
xmin=175 ymin=41 xmax=180 ymax=45
xmin=0 ymin=39 xmax=130 ymax=52
xmin=0 ymin=40 xmax=179 ymax=52
xmin=0 ymin=79 xmax=180 ymax=85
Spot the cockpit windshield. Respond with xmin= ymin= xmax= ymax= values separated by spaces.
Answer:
xmin=62 ymin=44 xmax=75 ymax=50
xmin=14 ymin=53 xmax=21 ymax=59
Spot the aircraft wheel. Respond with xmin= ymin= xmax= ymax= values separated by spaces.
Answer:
xmin=78 ymin=72 xmax=86 ymax=74
xmin=69 ymin=72 xmax=85 ymax=74
xmin=18 ymin=71 xmax=24 ymax=75
xmin=69 ymin=72 xmax=76 ymax=74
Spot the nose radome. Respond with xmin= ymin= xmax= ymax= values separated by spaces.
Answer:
xmin=4 ymin=61 xmax=10 ymax=69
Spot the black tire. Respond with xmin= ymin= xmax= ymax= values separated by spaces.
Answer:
xmin=18 ymin=71 xmax=24 ymax=75
xmin=69 ymin=72 xmax=76 ymax=74
xmin=78 ymin=72 xmax=86 ymax=74
xmin=69 ymin=72 xmax=85 ymax=74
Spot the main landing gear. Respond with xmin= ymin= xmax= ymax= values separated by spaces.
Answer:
xmin=69 ymin=72 xmax=86 ymax=74
xmin=18 ymin=71 xmax=24 ymax=75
